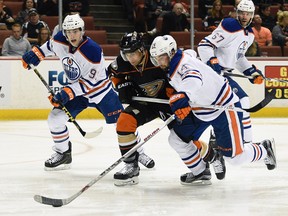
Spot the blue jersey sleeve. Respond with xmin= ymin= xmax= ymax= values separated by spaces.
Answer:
xmin=79 ymin=38 xmax=102 ymax=63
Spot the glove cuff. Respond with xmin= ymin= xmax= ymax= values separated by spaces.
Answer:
xmin=169 ymin=92 xmax=188 ymax=104
xmin=32 ymin=46 xmax=45 ymax=61
xmin=62 ymin=87 xmax=75 ymax=101
xmin=243 ymin=66 xmax=254 ymax=76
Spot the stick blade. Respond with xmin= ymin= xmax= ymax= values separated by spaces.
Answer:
xmin=34 ymin=195 xmax=64 ymax=207
xmin=244 ymin=88 xmax=275 ymax=112
xmin=84 ymin=126 xmax=103 ymax=139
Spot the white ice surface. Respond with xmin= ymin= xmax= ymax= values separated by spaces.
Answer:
xmin=0 ymin=118 xmax=287 ymax=216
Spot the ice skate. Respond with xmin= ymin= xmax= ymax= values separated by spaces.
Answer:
xmin=44 ymin=142 xmax=72 ymax=171
xmin=210 ymin=149 xmax=226 ymax=180
xmin=208 ymin=130 xmax=217 ymax=149
xmin=138 ymin=152 xmax=155 ymax=168
xmin=114 ymin=161 xmax=140 ymax=186
xmin=260 ymin=139 xmax=277 ymax=170
xmin=180 ymin=164 xmax=212 ymax=186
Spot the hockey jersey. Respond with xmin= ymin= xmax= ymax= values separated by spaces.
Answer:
xmin=40 ymin=31 xmax=112 ymax=103
xmin=168 ymin=49 xmax=239 ymax=122
xmin=107 ymin=50 xmax=173 ymax=99
xmin=198 ymin=18 xmax=254 ymax=72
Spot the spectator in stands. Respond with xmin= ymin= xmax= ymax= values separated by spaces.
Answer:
xmin=0 ymin=0 xmax=15 ymax=30
xmin=161 ymin=2 xmax=189 ymax=35
xmin=37 ymin=0 xmax=58 ymax=16
xmin=198 ymin=0 xmax=214 ymax=20
xmin=144 ymin=0 xmax=171 ymax=34
xmin=203 ymin=0 xmax=225 ymax=31
xmin=63 ymin=0 xmax=89 ymax=17
xmin=1 ymin=23 xmax=31 ymax=56
xmin=280 ymin=3 xmax=288 ymax=11
xmin=252 ymin=14 xmax=272 ymax=46
xmin=272 ymin=10 xmax=288 ymax=47
xmin=259 ymin=4 xmax=277 ymax=31
xmin=253 ymin=0 xmax=282 ymax=6
xmin=37 ymin=26 xmax=51 ymax=46
xmin=171 ymin=0 xmax=190 ymax=17
xmin=22 ymin=8 xmax=49 ymax=45
xmin=16 ymin=0 xmax=36 ymax=25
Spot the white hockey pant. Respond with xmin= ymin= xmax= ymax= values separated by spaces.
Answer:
xmin=224 ymin=142 xmax=267 ymax=165
xmin=168 ymin=129 xmax=206 ymax=176
xmin=47 ymin=108 xmax=70 ymax=153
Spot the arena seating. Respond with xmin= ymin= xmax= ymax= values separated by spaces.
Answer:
xmin=85 ymin=30 xmax=108 ymax=44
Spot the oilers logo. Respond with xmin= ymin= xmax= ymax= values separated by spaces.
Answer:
xmin=237 ymin=41 xmax=249 ymax=60
xmin=62 ymin=57 xmax=81 ymax=82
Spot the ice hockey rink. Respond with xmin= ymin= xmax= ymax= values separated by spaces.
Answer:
xmin=0 ymin=117 xmax=288 ymax=216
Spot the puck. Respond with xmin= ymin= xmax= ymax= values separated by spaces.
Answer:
xmin=52 ymin=204 xmax=62 ymax=207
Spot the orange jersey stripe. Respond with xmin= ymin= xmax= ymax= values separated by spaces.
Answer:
xmin=228 ymin=111 xmax=243 ymax=156
xmin=217 ymin=84 xmax=231 ymax=105
xmin=84 ymin=79 xmax=110 ymax=95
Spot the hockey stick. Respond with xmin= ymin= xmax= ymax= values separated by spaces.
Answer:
xmin=33 ymin=114 xmax=176 ymax=207
xmin=30 ymin=65 xmax=102 ymax=138
xmin=223 ymin=71 xmax=288 ymax=83
xmin=132 ymin=89 xmax=275 ymax=113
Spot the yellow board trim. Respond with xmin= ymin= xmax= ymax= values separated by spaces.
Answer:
xmin=0 ymin=107 xmax=287 ymax=120
xmin=250 ymin=107 xmax=288 ymax=118
xmin=0 ymin=108 xmax=104 ymax=120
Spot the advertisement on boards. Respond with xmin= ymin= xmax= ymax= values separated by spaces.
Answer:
xmin=0 ymin=63 xmax=11 ymax=106
xmin=265 ymin=66 xmax=288 ymax=99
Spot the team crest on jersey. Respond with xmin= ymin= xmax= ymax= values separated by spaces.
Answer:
xmin=62 ymin=57 xmax=81 ymax=81
xmin=237 ymin=41 xmax=249 ymax=59
xmin=139 ymin=79 xmax=165 ymax=97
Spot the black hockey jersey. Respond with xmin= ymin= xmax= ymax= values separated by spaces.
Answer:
xmin=107 ymin=50 xmax=173 ymax=99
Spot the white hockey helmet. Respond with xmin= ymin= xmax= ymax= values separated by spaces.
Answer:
xmin=150 ymin=35 xmax=177 ymax=63
xmin=236 ymin=0 xmax=255 ymax=27
xmin=62 ymin=14 xmax=85 ymax=36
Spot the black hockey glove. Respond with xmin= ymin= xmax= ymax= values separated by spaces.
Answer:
xmin=116 ymin=81 xmax=137 ymax=104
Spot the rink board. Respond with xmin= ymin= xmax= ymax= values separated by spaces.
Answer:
xmin=0 ymin=57 xmax=287 ymax=119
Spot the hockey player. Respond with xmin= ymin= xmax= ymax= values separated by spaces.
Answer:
xmin=107 ymin=32 xmax=173 ymax=186
xmin=107 ymin=32 xmax=212 ymax=186
xmin=149 ymin=35 xmax=276 ymax=183
xmin=197 ymin=0 xmax=263 ymax=143
xmin=21 ymin=14 xmax=124 ymax=171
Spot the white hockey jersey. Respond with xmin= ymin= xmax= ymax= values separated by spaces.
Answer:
xmin=198 ymin=18 xmax=254 ymax=72
xmin=168 ymin=49 xmax=239 ymax=122
xmin=40 ymin=31 xmax=112 ymax=103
